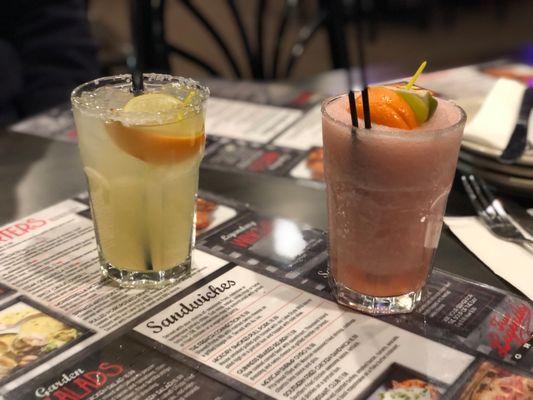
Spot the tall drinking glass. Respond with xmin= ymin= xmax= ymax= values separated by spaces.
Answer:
xmin=322 ymin=94 xmax=466 ymax=314
xmin=71 ymin=74 xmax=209 ymax=287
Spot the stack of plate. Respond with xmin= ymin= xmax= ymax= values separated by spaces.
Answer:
xmin=458 ymin=139 xmax=533 ymax=197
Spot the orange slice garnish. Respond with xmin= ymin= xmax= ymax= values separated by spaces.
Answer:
xmin=106 ymin=93 xmax=205 ymax=164
xmin=106 ymin=122 xmax=204 ymax=165
xmin=352 ymin=86 xmax=419 ymax=129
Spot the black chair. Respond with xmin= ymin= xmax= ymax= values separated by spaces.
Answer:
xmin=130 ymin=0 xmax=349 ymax=80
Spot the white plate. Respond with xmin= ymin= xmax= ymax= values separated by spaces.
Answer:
xmin=459 ymin=150 xmax=533 ymax=178
xmin=457 ymin=160 xmax=533 ymax=197
xmin=461 ymin=138 xmax=533 ymax=166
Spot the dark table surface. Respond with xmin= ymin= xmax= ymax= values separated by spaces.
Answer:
xmin=0 ymin=68 xmax=531 ymax=297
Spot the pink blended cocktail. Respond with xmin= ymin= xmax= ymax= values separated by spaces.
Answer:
xmin=322 ymin=93 xmax=466 ymax=314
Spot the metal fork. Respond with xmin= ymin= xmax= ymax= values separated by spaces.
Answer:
xmin=461 ymin=174 xmax=533 ymax=248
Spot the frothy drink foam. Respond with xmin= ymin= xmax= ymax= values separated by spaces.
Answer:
xmin=322 ymin=95 xmax=464 ymax=299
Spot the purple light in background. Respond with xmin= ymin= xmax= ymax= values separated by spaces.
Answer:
xmin=518 ymin=42 xmax=533 ymax=66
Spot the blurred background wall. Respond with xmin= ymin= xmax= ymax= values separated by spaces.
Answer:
xmin=88 ymin=0 xmax=533 ymax=80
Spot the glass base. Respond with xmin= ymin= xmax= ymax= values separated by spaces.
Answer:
xmin=329 ymin=274 xmax=422 ymax=315
xmin=101 ymin=256 xmax=191 ymax=288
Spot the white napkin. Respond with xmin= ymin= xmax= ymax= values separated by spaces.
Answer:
xmin=445 ymin=216 xmax=533 ymax=300
xmin=464 ymin=78 xmax=533 ymax=150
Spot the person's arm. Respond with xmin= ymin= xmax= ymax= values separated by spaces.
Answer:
xmin=0 ymin=40 xmax=23 ymax=126
xmin=7 ymin=0 xmax=100 ymax=117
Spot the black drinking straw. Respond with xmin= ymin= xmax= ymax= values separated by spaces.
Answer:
xmin=131 ymin=69 xmax=152 ymax=270
xmin=348 ymin=90 xmax=358 ymax=128
xmin=355 ymin=0 xmax=371 ymax=129
xmin=132 ymin=69 xmax=144 ymax=96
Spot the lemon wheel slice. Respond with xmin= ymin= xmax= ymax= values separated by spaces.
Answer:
xmin=106 ymin=93 xmax=205 ymax=165
xmin=123 ymin=93 xmax=182 ymax=114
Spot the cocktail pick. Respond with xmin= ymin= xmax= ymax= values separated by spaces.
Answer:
xmin=405 ymin=61 xmax=427 ymax=90
xmin=132 ymin=70 xmax=144 ymax=96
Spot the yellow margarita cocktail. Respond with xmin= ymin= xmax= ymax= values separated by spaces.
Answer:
xmin=71 ymin=74 xmax=208 ymax=287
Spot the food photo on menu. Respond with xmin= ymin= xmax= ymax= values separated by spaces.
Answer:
xmin=0 ymin=299 xmax=92 ymax=385
xmin=305 ymin=147 xmax=325 ymax=182
xmin=456 ymin=361 xmax=533 ymax=399
xmin=360 ymin=363 xmax=446 ymax=400
xmin=0 ymin=284 xmax=14 ymax=301
xmin=195 ymin=196 xmax=240 ymax=237
xmin=195 ymin=198 xmax=220 ymax=233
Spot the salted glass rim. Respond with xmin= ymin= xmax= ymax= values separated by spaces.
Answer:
xmin=71 ymin=73 xmax=209 ymax=125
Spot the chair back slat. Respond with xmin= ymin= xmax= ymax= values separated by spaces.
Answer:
xmin=131 ymin=0 xmax=346 ymax=79
xmin=166 ymin=44 xmax=222 ymax=76
xmin=284 ymin=11 xmax=327 ymax=78
xmin=271 ymin=1 xmax=291 ymax=79
xmin=227 ymin=0 xmax=261 ymax=79
xmin=181 ymin=0 xmax=243 ymax=77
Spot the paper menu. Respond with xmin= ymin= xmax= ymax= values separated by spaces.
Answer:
xmin=0 ymin=198 xmax=232 ymax=390
xmin=135 ymin=266 xmax=474 ymax=400
xmin=6 ymin=335 xmax=253 ymax=400
xmin=8 ymin=98 xmax=303 ymax=147
xmin=2 ymin=192 xmax=533 ymax=397
xmin=445 ymin=216 xmax=533 ymax=301
xmin=206 ymin=98 xmax=303 ymax=143
xmin=272 ymin=105 xmax=323 ymax=150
